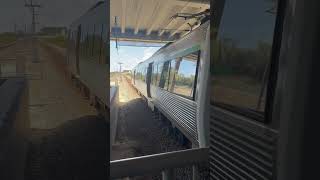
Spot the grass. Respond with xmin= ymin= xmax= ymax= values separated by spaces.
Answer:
xmin=43 ymin=35 xmax=66 ymax=48
xmin=0 ymin=33 xmax=17 ymax=45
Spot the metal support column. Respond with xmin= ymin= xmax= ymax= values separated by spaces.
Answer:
xmin=192 ymin=144 xmax=199 ymax=180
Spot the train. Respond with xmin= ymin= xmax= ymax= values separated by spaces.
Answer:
xmin=66 ymin=1 xmax=109 ymax=116
xmin=131 ymin=20 xmax=210 ymax=147
xmin=130 ymin=0 xmax=281 ymax=179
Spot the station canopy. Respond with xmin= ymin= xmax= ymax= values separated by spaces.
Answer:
xmin=110 ymin=0 xmax=210 ymax=47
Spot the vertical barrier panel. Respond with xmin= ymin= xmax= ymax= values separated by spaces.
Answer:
xmin=162 ymin=169 xmax=174 ymax=180
xmin=0 ymin=78 xmax=28 ymax=180
xmin=110 ymin=85 xmax=119 ymax=146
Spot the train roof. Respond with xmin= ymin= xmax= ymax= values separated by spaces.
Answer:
xmin=133 ymin=21 xmax=209 ymax=70
xmin=87 ymin=1 xmax=105 ymax=13
xmin=70 ymin=1 xmax=106 ymax=28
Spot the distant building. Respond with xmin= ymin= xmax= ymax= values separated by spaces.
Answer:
xmin=40 ymin=27 xmax=67 ymax=36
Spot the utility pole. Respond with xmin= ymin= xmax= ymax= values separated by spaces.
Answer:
xmin=24 ymin=0 xmax=41 ymax=35
xmin=24 ymin=0 xmax=41 ymax=63
xmin=118 ymin=62 xmax=123 ymax=73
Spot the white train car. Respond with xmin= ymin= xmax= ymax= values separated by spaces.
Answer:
xmin=66 ymin=1 xmax=109 ymax=115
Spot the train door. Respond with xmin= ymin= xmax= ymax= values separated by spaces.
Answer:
xmin=75 ymin=25 xmax=81 ymax=75
xmin=146 ymin=63 xmax=153 ymax=97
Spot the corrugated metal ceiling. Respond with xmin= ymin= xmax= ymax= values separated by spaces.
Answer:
xmin=110 ymin=0 xmax=210 ymax=43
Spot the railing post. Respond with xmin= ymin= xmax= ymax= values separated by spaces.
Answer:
xmin=192 ymin=144 xmax=199 ymax=180
xmin=193 ymin=165 xmax=199 ymax=180
xmin=162 ymin=169 xmax=174 ymax=180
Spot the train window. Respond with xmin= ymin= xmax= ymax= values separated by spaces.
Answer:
xmin=137 ymin=67 xmax=140 ymax=80
xmin=144 ymin=66 xmax=147 ymax=81
xmin=152 ymin=64 xmax=158 ymax=85
xmin=92 ymin=24 xmax=102 ymax=62
xmin=168 ymin=51 xmax=199 ymax=99
xmin=157 ymin=63 xmax=163 ymax=86
xmin=140 ymin=67 xmax=143 ymax=81
xmin=210 ymin=0 xmax=278 ymax=120
xmin=80 ymin=31 xmax=85 ymax=56
xmin=164 ymin=62 xmax=171 ymax=90
xmin=142 ymin=67 xmax=144 ymax=81
xmin=86 ymin=31 xmax=89 ymax=57
xmin=91 ymin=24 xmax=95 ymax=57
xmin=135 ymin=68 xmax=138 ymax=81
xmin=99 ymin=24 xmax=103 ymax=64
xmin=159 ymin=61 xmax=170 ymax=89
xmin=140 ymin=66 xmax=144 ymax=81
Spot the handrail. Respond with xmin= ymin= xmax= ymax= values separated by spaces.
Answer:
xmin=110 ymin=147 xmax=209 ymax=179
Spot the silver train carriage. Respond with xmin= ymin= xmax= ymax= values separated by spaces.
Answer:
xmin=66 ymin=1 xmax=109 ymax=114
xmin=114 ymin=0 xmax=320 ymax=179
xmin=131 ymin=21 xmax=210 ymax=147
xmin=131 ymin=0 xmax=283 ymax=178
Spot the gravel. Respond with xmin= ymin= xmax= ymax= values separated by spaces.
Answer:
xmin=25 ymin=115 xmax=108 ymax=180
xmin=112 ymin=75 xmax=209 ymax=180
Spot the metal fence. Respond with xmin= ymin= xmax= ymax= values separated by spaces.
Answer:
xmin=110 ymin=85 xmax=119 ymax=146
xmin=110 ymin=147 xmax=209 ymax=179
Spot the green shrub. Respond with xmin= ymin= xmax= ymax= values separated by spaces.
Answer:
xmin=0 ymin=33 xmax=17 ymax=44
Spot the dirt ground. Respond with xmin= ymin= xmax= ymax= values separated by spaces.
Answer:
xmin=111 ymin=74 xmax=161 ymax=179
xmin=29 ymin=40 xmax=97 ymax=129
xmin=24 ymin=115 xmax=108 ymax=180
xmin=111 ymin=74 xmax=197 ymax=180
xmin=0 ymin=38 xmax=108 ymax=180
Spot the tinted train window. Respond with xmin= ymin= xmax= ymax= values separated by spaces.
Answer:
xmin=210 ymin=0 xmax=278 ymax=119
xmin=146 ymin=67 xmax=148 ymax=82
xmin=157 ymin=63 xmax=163 ymax=86
xmin=159 ymin=61 xmax=170 ymax=89
xmin=98 ymin=24 xmax=104 ymax=64
xmin=80 ymin=32 xmax=84 ymax=56
xmin=141 ymin=67 xmax=146 ymax=81
xmin=92 ymin=24 xmax=95 ymax=56
xmin=169 ymin=51 xmax=199 ymax=99
xmin=85 ymin=31 xmax=89 ymax=57
xmin=143 ymin=67 xmax=147 ymax=82
xmin=138 ymin=67 xmax=142 ymax=80
xmin=152 ymin=64 xmax=158 ymax=85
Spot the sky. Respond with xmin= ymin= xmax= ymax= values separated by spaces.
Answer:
xmin=0 ymin=0 xmax=101 ymax=32
xmin=110 ymin=41 xmax=162 ymax=72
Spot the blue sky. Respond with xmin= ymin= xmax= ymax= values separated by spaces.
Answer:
xmin=110 ymin=41 xmax=198 ymax=77
xmin=178 ymin=60 xmax=197 ymax=77
xmin=110 ymin=41 xmax=162 ymax=72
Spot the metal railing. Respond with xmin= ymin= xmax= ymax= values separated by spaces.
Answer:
xmin=110 ymin=147 xmax=209 ymax=179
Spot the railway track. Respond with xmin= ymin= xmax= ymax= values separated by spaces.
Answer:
xmin=114 ymin=74 xmax=209 ymax=180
